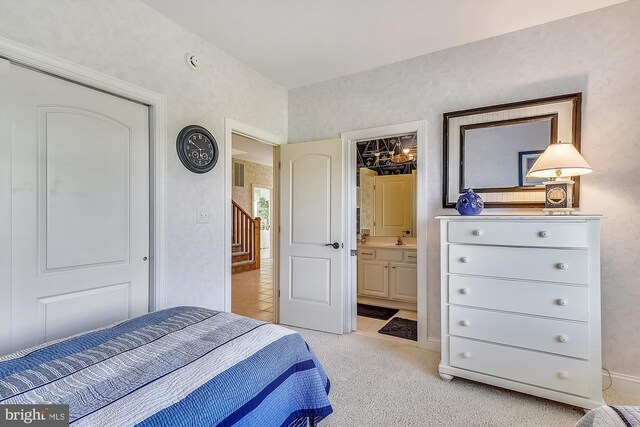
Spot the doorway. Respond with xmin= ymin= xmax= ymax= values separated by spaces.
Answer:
xmin=229 ymin=131 xmax=277 ymax=323
xmin=342 ymin=121 xmax=429 ymax=348
xmin=253 ymin=186 xmax=272 ymax=260
xmin=354 ymin=133 xmax=419 ymax=345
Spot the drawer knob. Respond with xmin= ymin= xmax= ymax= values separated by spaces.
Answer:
xmin=539 ymin=230 xmax=550 ymax=238
xmin=557 ymin=263 xmax=568 ymax=270
xmin=460 ymin=288 xmax=471 ymax=295
xmin=473 ymin=229 xmax=483 ymax=236
xmin=558 ymin=335 xmax=569 ymax=343
xmin=460 ymin=257 xmax=469 ymax=263
xmin=462 ymin=352 xmax=472 ymax=359
xmin=559 ymin=371 xmax=570 ymax=380
xmin=461 ymin=320 xmax=471 ymax=327
xmin=557 ymin=298 xmax=569 ymax=306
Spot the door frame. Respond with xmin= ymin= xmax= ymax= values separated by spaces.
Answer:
xmin=224 ymin=118 xmax=284 ymax=321
xmin=0 ymin=36 xmax=168 ymax=316
xmin=251 ymin=184 xmax=273 ymax=259
xmin=341 ymin=120 xmax=429 ymax=347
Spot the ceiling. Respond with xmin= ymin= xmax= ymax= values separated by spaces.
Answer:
xmin=143 ymin=0 xmax=626 ymax=89
xmin=232 ymin=133 xmax=274 ymax=166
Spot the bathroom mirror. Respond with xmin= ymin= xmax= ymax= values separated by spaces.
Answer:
xmin=443 ymin=93 xmax=582 ymax=208
xmin=356 ymin=133 xmax=417 ymax=237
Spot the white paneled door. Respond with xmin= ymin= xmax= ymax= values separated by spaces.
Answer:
xmin=279 ymin=139 xmax=344 ymax=334
xmin=0 ymin=62 xmax=150 ymax=354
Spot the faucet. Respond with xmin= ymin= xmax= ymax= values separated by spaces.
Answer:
xmin=396 ymin=236 xmax=404 ymax=246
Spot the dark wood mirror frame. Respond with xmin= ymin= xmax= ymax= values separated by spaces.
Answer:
xmin=443 ymin=93 xmax=582 ymax=209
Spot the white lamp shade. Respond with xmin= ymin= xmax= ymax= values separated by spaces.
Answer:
xmin=526 ymin=142 xmax=593 ymax=178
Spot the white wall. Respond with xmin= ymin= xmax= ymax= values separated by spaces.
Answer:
xmin=289 ymin=2 xmax=640 ymax=378
xmin=0 ymin=0 xmax=288 ymax=311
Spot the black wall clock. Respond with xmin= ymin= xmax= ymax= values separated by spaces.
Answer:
xmin=176 ymin=125 xmax=219 ymax=174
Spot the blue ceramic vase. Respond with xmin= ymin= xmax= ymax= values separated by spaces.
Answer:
xmin=456 ymin=189 xmax=484 ymax=216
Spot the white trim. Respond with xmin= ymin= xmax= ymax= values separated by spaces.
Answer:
xmin=224 ymin=118 xmax=284 ymax=318
xmin=0 ymin=36 xmax=168 ymax=312
xmin=604 ymin=371 xmax=640 ymax=397
xmin=424 ymin=337 xmax=441 ymax=353
xmin=341 ymin=120 xmax=429 ymax=344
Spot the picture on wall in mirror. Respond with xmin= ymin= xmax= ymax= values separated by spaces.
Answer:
xmin=519 ymin=150 xmax=545 ymax=187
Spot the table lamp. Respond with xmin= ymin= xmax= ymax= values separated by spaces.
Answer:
xmin=526 ymin=141 xmax=592 ymax=215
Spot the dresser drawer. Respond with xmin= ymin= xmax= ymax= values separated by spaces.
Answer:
xmin=449 ymin=306 xmax=589 ymax=359
xmin=448 ymin=275 xmax=588 ymax=321
xmin=449 ymin=244 xmax=588 ymax=285
xmin=449 ymin=337 xmax=591 ymax=397
xmin=448 ymin=220 xmax=588 ymax=248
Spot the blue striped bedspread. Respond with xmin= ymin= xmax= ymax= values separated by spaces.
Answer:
xmin=577 ymin=406 xmax=640 ymax=427
xmin=0 ymin=306 xmax=333 ymax=426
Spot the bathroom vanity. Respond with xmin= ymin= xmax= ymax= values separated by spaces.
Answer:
xmin=357 ymin=242 xmax=417 ymax=310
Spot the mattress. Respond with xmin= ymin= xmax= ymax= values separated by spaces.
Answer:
xmin=0 ymin=306 xmax=333 ymax=426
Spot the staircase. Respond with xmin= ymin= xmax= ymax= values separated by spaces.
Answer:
xmin=232 ymin=200 xmax=261 ymax=274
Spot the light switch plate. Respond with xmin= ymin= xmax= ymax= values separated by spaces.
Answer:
xmin=197 ymin=207 xmax=209 ymax=224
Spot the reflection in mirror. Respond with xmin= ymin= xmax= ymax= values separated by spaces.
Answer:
xmin=356 ymin=133 xmax=417 ymax=237
xmin=462 ymin=114 xmax=557 ymax=191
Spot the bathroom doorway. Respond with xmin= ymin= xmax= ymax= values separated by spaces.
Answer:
xmin=342 ymin=121 xmax=429 ymax=349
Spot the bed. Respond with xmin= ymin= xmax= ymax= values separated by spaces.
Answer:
xmin=577 ymin=406 xmax=640 ymax=427
xmin=0 ymin=306 xmax=333 ymax=426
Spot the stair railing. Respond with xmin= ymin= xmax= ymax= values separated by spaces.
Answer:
xmin=232 ymin=200 xmax=261 ymax=267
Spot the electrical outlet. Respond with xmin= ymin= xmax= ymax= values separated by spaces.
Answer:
xmin=197 ymin=207 xmax=209 ymax=224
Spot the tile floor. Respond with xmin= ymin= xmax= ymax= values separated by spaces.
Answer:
xmin=355 ymin=307 xmax=418 ymax=346
xmin=231 ymin=258 xmax=274 ymax=322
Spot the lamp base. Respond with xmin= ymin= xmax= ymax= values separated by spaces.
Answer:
xmin=543 ymin=179 xmax=575 ymax=214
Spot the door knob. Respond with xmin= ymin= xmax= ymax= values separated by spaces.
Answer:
xmin=325 ymin=242 xmax=340 ymax=249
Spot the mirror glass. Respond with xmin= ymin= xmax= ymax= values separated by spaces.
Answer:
xmin=356 ymin=134 xmax=416 ymax=237
xmin=462 ymin=115 xmax=555 ymax=190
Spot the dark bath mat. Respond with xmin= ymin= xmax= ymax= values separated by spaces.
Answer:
xmin=378 ymin=317 xmax=417 ymax=341
xmin=357 ymin=303 xmax=399 ymax=320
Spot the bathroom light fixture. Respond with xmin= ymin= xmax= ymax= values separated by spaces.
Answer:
xmin=390 ymin=139 xmax=414 ymax=163
xmin=526 ymin=141 xmax=592 ymax=215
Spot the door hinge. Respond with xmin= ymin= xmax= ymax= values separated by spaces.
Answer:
xmin=278 ymin=289 xmax=281 ymax=297
xmin=351 ymin=249 xmax=357 ymax=256
xmin=278 ymin=225 xmax=281 ymax=233
xmin=278 ymin=161 xmax=281 ymax=170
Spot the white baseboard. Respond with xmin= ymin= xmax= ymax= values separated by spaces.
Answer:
xmin=422 ymin=336 xmax=440 ymax=353
xmin=604 ymin=371 xmax=640 ymax=397
xmin=419 ymin=338 xmax=640 ymax=397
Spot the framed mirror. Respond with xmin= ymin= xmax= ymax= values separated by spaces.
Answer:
xmin=443 ymin=93 xmax=582 ymax=208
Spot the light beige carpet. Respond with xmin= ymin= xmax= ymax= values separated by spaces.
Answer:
xmin=294 ymin=328 xmax=640 ymax=427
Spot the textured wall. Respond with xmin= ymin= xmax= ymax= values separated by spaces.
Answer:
xmin=232 ymin=159 xmax=273 ymax=214
xmin=289 ymin=2 xmax=640 ymax=377
xmin=0 ymin=0 xmax=288 ymax=310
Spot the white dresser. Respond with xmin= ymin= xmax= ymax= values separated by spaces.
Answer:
xmin=437 ymin=215 xmax=603 ymax=409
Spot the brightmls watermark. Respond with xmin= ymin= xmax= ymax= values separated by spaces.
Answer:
xmin=0 ymin=405 xmax=68 ymax=426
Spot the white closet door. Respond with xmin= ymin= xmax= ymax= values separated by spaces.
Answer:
xmin=0 ymin=62 xmax=150 ymax=354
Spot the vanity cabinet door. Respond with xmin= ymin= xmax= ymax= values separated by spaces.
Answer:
xmin=390 ymin=262 xmax=417 ymax=302
xmin=358 ymin=260 xmax=389 ymax=298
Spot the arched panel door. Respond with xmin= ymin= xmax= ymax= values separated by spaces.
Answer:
xmin=1 ymin=63 xmax=149 ymax=353
xmin=279 ymin=139 xmax=344 ymax=334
